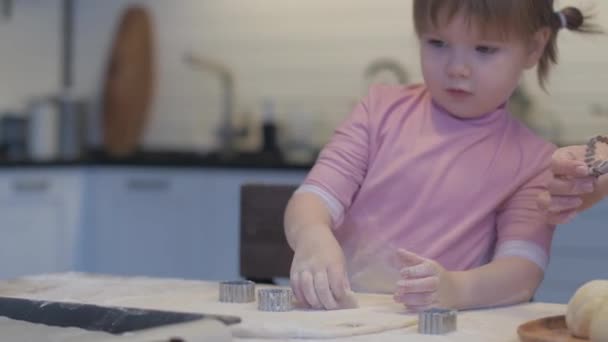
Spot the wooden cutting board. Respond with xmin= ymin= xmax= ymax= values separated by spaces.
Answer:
xmin=518 ymin=315 xmax=588 ymax=342
xmin=102 ymin=5 xmax=155 ymax=157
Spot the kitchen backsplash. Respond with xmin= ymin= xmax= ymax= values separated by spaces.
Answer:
xmin=0 ymin=0 xmax=606 ymax=154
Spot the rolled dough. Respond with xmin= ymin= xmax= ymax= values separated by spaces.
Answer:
xmin=590 ymin=301 xmax=608 ymax=342
xmin=566 ymin=280 xmax=608 ymax=338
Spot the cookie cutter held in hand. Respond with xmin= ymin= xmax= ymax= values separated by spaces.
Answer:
xmin=418 ymin=308 xmax=457 ymax=335
xmin=585 ymin=136 xmax=608 ymax=177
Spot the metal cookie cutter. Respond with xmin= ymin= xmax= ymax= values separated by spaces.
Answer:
xmin=418 ymin=308 xmax=457 ymax=335
xmin=257 ymin=288 xmax=293 ymax=312
xmin=219 ymin=280 xmax=255 ymax=303
xmin=585 ymin=136 xmax=608 ymax=177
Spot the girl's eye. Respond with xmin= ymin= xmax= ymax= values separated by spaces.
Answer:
xmin=476 ymin=45 xmax=499 ymax=54
xmin=427 ymin=39 xmax=446 ymax=48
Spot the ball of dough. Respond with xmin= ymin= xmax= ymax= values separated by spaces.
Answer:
xmin=566 ymin=280 xmax=608 ymax=338
xmin=590 ymin=301 xmax=608 ymax=342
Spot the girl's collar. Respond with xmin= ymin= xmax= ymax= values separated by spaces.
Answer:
xmin=429 ymin=97 xmax=507 ymax=126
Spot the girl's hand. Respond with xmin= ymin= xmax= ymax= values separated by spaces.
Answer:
xmin=290 ymin=225 xmax=350 ymax=310
xmin=393 ymin=249 xmax=456 ymax=312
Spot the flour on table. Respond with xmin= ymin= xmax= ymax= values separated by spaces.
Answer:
xmin=0 ymin=273 xmax=418 ymax=340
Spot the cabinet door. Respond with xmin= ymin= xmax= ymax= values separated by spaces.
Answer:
xmin=84 ymin=169 xmax=209 ymax=279
xmin=192 ymin=169 xmax=307 ymax=281
xmin=535 ymin=200 xmax=608 ymax=303
xmin=0 ymin=176 xmax=65 ymax=279
xmin=0 ymin=170 xmax=84 ymax=272
xmin=83 ymin=168 xmax=307 ymax=281
xmin=0 ymin=169 xmax=83 ymax=279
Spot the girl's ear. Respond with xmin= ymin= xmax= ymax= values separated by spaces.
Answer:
xmin=525 ymin=27 xmax=552 ymax=69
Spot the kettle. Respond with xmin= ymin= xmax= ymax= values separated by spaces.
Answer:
xmin=26 ymin=93 xmax=87 ymax=161
xmin=27 ymin=96 xmax=59 ymax=161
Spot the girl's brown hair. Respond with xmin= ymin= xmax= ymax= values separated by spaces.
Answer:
xmin=413 ymin=0 xmax=599 ymax=89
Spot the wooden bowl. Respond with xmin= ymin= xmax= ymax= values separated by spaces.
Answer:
xmin=518 ymin=315 xmax=588 ymax=342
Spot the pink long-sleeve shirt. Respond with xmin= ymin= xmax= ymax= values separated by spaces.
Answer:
xmin=299 ymin=84 xmax=556 ymax=293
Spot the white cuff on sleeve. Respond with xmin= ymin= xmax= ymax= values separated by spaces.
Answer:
xmin=493 ymin=240 xmax=549 ymax=271
xmin=295 ymin=184 xmax=345 ymax=227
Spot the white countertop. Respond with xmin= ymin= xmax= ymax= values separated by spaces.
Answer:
xmin=0 ymin=273 xmax=567 ymax=341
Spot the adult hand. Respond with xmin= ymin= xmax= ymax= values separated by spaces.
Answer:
xmin=537 ymin=145 xmax=597 ymax=224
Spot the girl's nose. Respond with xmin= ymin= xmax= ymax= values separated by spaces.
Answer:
xmin=446 ymin=55 xmax=471 ymax=79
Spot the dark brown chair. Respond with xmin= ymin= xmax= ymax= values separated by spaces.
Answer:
xmin=239 ymin=183 xmax=297 ymax=284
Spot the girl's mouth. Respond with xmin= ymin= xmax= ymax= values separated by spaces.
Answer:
xmin=445 ymin=88 xmax=473 ymax=98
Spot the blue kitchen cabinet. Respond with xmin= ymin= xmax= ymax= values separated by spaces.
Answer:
xmin=81 ymin=167 xmax=306 ymax=281
xmin=0 ymin=169 xmax=84 ymax=279
xmin=83 ymin=168 xmax=213 ymax=279
xmin=189 ymin=168 xmax=307 ymax=280
xmin=535 ymin=199 xmax=608 ymax=303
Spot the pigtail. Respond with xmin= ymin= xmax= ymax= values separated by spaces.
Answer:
xmin=538 ymin=5 xmax=601 ymax=90
xmin=555 ymin=6 xmax=602 ymax=33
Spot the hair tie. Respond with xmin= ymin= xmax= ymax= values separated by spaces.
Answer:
xmin=557 ymin=12 xmax=568 ymax=29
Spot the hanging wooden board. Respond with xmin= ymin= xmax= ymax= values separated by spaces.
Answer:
xmin=101 ymin=5 xmax=155 ymax=157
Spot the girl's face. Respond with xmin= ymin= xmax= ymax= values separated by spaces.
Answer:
xmin=419 ymin=11 xmax=549 ymax=119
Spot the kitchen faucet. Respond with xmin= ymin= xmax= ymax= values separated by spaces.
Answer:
xmin=184 ymin=52 xmax=245 ymax=158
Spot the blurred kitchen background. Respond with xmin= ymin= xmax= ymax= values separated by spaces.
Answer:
xmin=0 ymin=0 xmax=606 ymax=304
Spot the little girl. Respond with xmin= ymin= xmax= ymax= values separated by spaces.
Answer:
xmin=284 ymin=0 xmax=596 ymax=311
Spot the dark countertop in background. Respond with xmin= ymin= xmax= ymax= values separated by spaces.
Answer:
xmin=0 ymin=149 xmax=314 ymax=171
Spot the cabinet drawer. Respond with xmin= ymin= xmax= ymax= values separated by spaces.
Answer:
xmin=0 ymin=170 xmax=81 ymax=200
xmin=88 ymin=168 xmax=200 ymax=198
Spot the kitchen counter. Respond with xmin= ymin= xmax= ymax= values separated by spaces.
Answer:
xmin=0 ymin=149 xmax=314 ymax=170
xmin=0 ymin=272 xmax=567 ymax=341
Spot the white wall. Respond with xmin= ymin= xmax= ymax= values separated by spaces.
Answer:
xmin=1 ymin=0 xmax=606 ymax=152
xmin=536 ymin=0 xmax=608 ymax=144
xmin=0 ymin=0 xmax=60 ymax=112
xmin=72 ymin=0 xmax=424 ymax=152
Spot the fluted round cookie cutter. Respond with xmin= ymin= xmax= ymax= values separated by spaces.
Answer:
xmin=585 ymin=136 xmax=608 ymax=177
xmin=418 ymin=308 xmax=457 ymax=335
xmin=219 ymin=280 xmax=255 ymax=303
xmin=257 ymin=288 xmax=293 ymax=312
